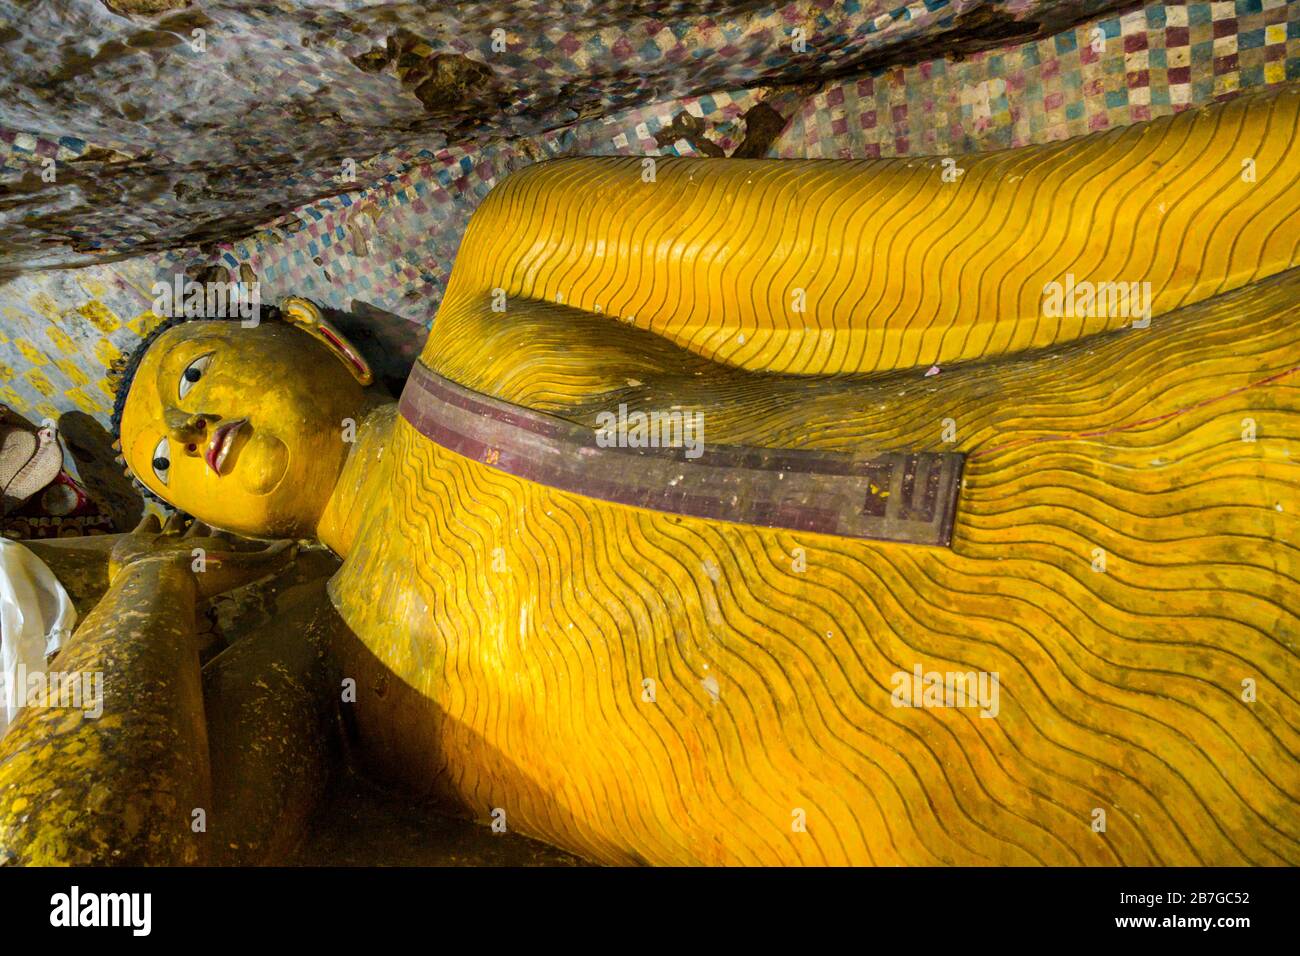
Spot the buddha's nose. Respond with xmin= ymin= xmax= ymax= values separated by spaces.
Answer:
xmin=165 ymin=407 xmax=222 ymax=446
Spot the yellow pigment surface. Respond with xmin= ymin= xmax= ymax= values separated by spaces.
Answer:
xmin=324 ymin=87 xmax=1300 ymax=865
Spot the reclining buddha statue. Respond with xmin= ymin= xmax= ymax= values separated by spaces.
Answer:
xmin=2 ymin=84 xmax=1298 ymax=866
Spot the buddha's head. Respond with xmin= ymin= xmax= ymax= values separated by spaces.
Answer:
xmin=113 ymin=300 xmax=374 ymax=539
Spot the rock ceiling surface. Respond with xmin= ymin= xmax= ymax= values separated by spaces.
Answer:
xmin=1 ymin=0 xmax=1123 ymax=276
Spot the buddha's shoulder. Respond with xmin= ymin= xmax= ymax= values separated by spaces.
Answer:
xmin=337 ymin=401 xmax=401 ymax=482
xmin=316 ymin=401 xmax=403 ymax=553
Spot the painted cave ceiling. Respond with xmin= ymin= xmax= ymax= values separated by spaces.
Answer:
xmin=1 ymin=0 xmax=1129 ymax=277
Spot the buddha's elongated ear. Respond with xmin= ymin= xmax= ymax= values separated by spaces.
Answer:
xmin=279 ymin=296 xmax=374 ymax=386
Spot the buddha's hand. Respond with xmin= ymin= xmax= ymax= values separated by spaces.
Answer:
xmin=110 ymin=514 xmax=298 ymax=600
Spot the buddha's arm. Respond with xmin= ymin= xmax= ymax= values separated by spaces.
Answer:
xmin=0 ymin=555 xmax=209 ymax=864
xmin=427 ymin=84 xmax=1300 ymax=378
xmin=0 ymin=519 xmax=298 ymax=865
xmin=417 ymin=258 xmax=1300 ymax=454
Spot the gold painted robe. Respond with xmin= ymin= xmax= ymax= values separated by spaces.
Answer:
xmin=321 ymin=86 xmax=1300 ymax=866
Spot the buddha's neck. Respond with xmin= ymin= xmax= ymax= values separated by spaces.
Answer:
xmin=316 ymin=400 xmax=398 ymax=557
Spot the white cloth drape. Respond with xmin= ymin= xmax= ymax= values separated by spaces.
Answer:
xmin=0 ymin=538 xmax=76 ymax=738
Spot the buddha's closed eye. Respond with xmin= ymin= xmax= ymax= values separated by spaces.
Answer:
xmin=179 ymin=352 xmax=213 ymax=399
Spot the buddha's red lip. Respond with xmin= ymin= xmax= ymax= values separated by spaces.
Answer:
xmin=205 ymin=419 xmax=247 ymax=476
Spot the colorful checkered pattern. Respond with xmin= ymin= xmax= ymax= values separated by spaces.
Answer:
xmin=777 ymin=0 xmax=1300 ymax=156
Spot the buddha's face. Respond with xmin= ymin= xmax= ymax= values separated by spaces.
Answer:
xmin=119 ymin=319 xmax=366 ymax=539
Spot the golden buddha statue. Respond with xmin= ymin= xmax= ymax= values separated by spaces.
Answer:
xmin=2 ymin=84 xmax=1298 ymax=866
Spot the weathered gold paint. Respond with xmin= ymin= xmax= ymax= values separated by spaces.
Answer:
xmin=0 ymin=525 xmax=331 ymax=865
xmin=55 ymin=358 xmax=88 ymax=387
xmin=75 ymin=301 xmax=121 ymax=335
xmin=47 ymin=328 xmax=82 ymax=362
xmin=63 ymin=388 xmax=103 ymax=415
xmin=27 ymin=292 xmax=60 ymax=322
xmin=330 ymin=88 xmax=1300 ymax=865
xmin=15 ymin=341 xmax=47 ymax=367
xmin=22 ymin=369 xmax=53 ymax=397
xmin=0 ymin=558 xmax=209 ymax=865
xmin=126 ymin=310 xmax=165 ymax=339
xmin=4 ymin=86 xmax=1300 ymax=865
xmin=93 ymin=337 xmax=121 ymax=368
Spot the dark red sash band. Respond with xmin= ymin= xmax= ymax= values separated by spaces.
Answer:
xmin=399 ymin=362 xmax=963 ymax=546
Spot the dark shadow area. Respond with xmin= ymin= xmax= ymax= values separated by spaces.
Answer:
xmin=56 ymin=409 xmax=144 ymax=531
xmin=289 ymin=767 xmax=585 ymax=867
xmin=326 ymin=299 xmax=426 ymax=398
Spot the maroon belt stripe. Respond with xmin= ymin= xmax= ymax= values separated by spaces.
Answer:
xmin=399 ymin=362 xmax=963 ymax=546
